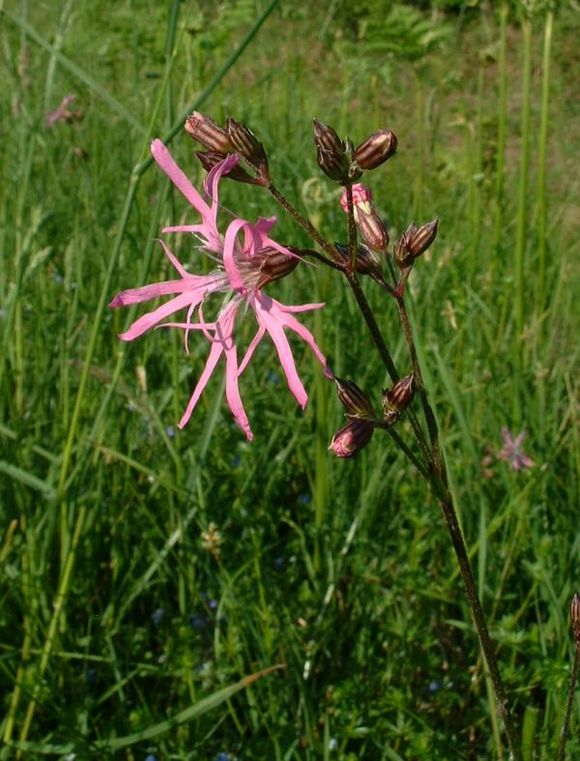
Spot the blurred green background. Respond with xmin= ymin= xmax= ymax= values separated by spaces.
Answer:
xmin=0 ymin=0 xmax=578 ymax=758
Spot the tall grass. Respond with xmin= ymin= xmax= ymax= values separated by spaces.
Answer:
xmin=0 ymin=1 xmax=578 ymax=759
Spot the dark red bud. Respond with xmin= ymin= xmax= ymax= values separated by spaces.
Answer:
xmin=335 ymin=378 xmax=375 ymax=420
xmin=225 ymin=118 xmax=269 ymax=180
xmin=313 ymin=118 xmax=345 ymax=154
xmin=195 ymin=151 xmax=262 ymax=185
xmin=316 ymin=147 xmax=350 ymax=183
xmin=329 ymin=418 xmax=374 ymax=458
xmin=571 ymin=593 xmax=580 ymax=643
xmin=382 ymin=374 xmax=415 ymax=422
xmin=185 ymin=112 xmax=233 ymax=153
xmin=407 ymin=219 xmax=439 ymax=258
xmin=334 ymin=243 xmax=382 ymax=277
xmin=355 ymin=130 xmax=398 ymax=170
xmin=355 ymin=207 xmax=389 ymax=252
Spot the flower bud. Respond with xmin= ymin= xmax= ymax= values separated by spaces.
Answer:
xmin=407 ymin=219 xmax=439 ymax=258
xmin=329 ymin=418 xmax=374 ymax=458
xmin=355 ymin=130 xmax=398 ymax=170
xmin=356 ymin=206 xmax=389 ymax=252
xmin=316 ymin=147 xmax=350 ymax=183
xmin=185 ymin=112 xmax=233 ymax=153
xmin=225 ymin=117 xmax=269 ymax=180
xmin=253 ymin=247 xmax=299 ymax=288
xmin=195 ymin=150 xmax=261 ymax=185
xmin=335 ymin=378 xmax=375 ymax=420
xmin=313 ymin=119 xmax=351 ymax=183
xmin=382 ymin=374 xmax=415 ymax=422
xmin=340 ymin=184 xmax=389 ymax=252
xmin=334 ymin=243 xmax=382 ymax=277
xmin=571 ymin=593 xmax=580 ymax=643
xmin=313 ymin=118 xmax=344 ymax=155
xmin=393 ymin=227 xmax=415 ymax=269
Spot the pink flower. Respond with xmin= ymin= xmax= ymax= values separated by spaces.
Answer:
xmin=498 ymin=427 xmax=535 ymax=470
xmin=46 ymin=94 xmax=80 ymax=127
xmin=110 ymin=140 xmax=331 ymax=440
xmin=339 ymin=183 xmax=372 ymax=213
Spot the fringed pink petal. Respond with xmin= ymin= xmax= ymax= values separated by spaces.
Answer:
xmin=238 ymin=326 xmax=266 ymax=376
xmin=118 ymin=290 xmax=206 ymax=341
xmin=178 ymin=338 xmax=224 ymax=429
xmin=252 ymin=298 xmax=308 ymax=408
xmin=151 ymin=139 xmax=212 ymax=219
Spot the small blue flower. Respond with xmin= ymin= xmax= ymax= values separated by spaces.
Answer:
xmin=145 ymin=755 xmax=158 ymax=761
xmin=214 ymin=753 xmax=230 ymax=761
xmin=298 ymin=493 xmax=311 ymax=505
xmin=188 ymin=612 xmax=208 ymax=630
xmin=151 ymin=608 xmax=165 ymax=627
xmin=165 ymin=426 xmax=176 ymax=438
xmin=429 ymin=680 xmax=442 ymax=693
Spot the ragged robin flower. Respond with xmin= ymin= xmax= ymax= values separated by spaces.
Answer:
xmin=110 ymin=139 xmax=331 ymax=441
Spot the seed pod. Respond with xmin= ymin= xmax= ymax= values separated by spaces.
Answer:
xmin=335 ymin=378 xmax=375 ymax=420
xmin=329 ymin=418 xmax=374 ymax=458
xmin=355 ymin=130 xmax=398 ymax=170
xmin=185 ymin=112 xmax=233 ymax=153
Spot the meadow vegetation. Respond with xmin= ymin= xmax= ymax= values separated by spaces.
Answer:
xmin=0 ymin=1 xmax=578 ymax=758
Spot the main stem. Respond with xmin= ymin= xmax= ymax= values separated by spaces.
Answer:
xmin=436 ymin=485 xmax=522 ymax=760
xmin=394 ymin=293 xmax=521 ymax=758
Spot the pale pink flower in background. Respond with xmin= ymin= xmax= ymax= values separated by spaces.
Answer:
xmin=498 ymin=427 xmax=535 ymax=470
xmin=339 ymin=183 xmax=372 ymax=213
xmin=110 ymin=140 xmax=331 ymax=440
xmin=46 ymin=94 xmax=80 ymax=127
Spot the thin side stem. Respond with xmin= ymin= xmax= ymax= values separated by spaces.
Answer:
xmin=345 ymin=271 xmax=398 ymax=381
xmin=266 ymin=182 xmax=341 ymax=263
xmin=558 ymin=642 xmax=579 ymax=761
xmin=395 ymin=294 xmax=445 ymax=479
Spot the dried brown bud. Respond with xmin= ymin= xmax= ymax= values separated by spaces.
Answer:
xmin=335 ymin=378 xmax=375 ymax=420
xmin=355 ymin=130 xmax=398 ymax=170
xmin=329 ymin=418 xmax=374 ymax=458
xmin=225 ymin=118 xmax=269 ymax=180
xmin=571 ymin=593 xmax=580 ymax=643
xmin=195 ymin=150 xmax=261 ymax=185
xmin=185 ymin=112 xmax=232 ymax=153
xmin=382 ymin=374 xmax=415 ymax=422
xmin=407 ymin=219 xmax=439 ymax=258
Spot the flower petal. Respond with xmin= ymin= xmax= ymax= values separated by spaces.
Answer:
xmin=151 ymin=139 xmax=212 ymax=219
